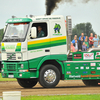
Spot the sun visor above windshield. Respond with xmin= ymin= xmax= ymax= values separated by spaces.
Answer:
xmin=6 ymin=18 xmax=32 ymax=23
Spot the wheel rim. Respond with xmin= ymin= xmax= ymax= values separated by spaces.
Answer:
xmin=44 ymin=69 xmax=56 ymax=84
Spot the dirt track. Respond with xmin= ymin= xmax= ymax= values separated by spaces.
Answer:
xmin=0 ymin=80 xmax=100 ymax=96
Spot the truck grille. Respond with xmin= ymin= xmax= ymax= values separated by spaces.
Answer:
xmin=7 ymin=64 xmax=16 ymax=71
xmin=7 ymin=53 xmax=16 ymax=60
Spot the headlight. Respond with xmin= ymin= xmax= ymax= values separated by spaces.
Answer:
xmin=21 ymin=64 xmax=24 ymax=68
xmin=2 ymin=69 xmax=4 ymax=72
xmin=19 ymin=74 xmax=22 ymax=77
xmin=3 ymin=65 xmax=4 ymax=68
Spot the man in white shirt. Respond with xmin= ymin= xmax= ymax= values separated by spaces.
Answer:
xmin=93 ymin=34 xmax=99 ymax=48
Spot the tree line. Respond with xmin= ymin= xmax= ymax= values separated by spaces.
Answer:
xmin=71 ymin=22 xmax=98 ymax=40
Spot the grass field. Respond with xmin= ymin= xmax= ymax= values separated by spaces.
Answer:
xmin=0 ymin=73 xmax=16 ymax=81
xmin=21 ymin=94 xmax=100 ymax=100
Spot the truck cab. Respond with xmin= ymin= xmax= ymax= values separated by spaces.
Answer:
xmin=1 ymin=15 xmax=68 ymax=88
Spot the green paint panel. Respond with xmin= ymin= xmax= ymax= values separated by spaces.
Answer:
xmin=29 ymin=56 xmax=44 ymax=69
xmin=50 ymin=41 xmax=66 ymax=47
xmin=28 ymin=44 xmax=50 ymax=50
xmin=15 ymin=46 xmax=21 ymax=51
xmin=64 ymin=61 xmax=100 ymax=80
xmin=6 ymin=18 xmax=32 ymax=23
xmin=28 ymin=39 xmax=66 ymax=50
xmin=28 ymin=42 xmax=50 ymax=48
xmin=51 ymin=39 xmax=66 ymax=44
xmin=2 ymin=46 xmax=5 ymax=51
xmin=15 ymin=49 xmax=21 ymax=51
xmin=2 ymin=54 xmax=67 ymax=79
xmin=2 ymin=61 xmax=39 ymax=78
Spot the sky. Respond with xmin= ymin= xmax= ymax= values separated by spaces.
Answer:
xmin=0 ymin=0 xmax=100 ymax=35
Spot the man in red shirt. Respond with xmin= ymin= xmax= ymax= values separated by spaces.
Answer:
xmin=89 ymin=33 xmax=94 ymax=48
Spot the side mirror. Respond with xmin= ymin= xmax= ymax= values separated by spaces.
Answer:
xmin=4 ymin=26 xmax=7 ymax=33
xmin=31 ymin=27 xmax=37 ymax=38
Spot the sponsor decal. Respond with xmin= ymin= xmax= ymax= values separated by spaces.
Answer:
xmin=67 ymin=64 xmax=70 ymax=66
xmin=8 ymin=19 xmax=22 ymax=22
xmin=97 ymin=67 xmax=100 ymax=70
xmin=91 ymin=63 xmax=96 ymax=66
xmin=91 ymin=71 xmax=96 ymax=74
xmin=69 ymin=75 xmax=81 ymax=78
xmin=81 ymin=75 xmax=100 ymax=78
xmin=74 ymin=54 xmax=82 ymax=59
xmin=80 ymin=67 xmax=84 ymax=69
xmin=86 ymin=67 xmax=89 ymax=69
xmin=75 ymin=72 xmax=79 ymax=74
xmin=96 ymin=57 xmax=100 ymax=59
xmin=75 ymin=67 xmax=79 ymax=69
xmin=83 ymin=64 xmax=88 ymax=66
xmin=36 ymin=17 xmax=60 ymax=20
xmin=30 ymin=49 xmax=43 ymax=53
xmin=91 ymin=67 xmax=95 ymax=69
xmin=22 ymin=48 xmax=26 ymax=50
xmin=66 ymin=71 xmax=71 ymax=75
xmin=53 ymin=34 xmax=62 ymax=36
xmin=95 ymin=52 xmax=100 ymax=59
xmin=96 ymin=52 xmax=100 ymax=55
xmin=5 ymin=45 xmax=15 ymax=49
xmin=83 ymin=71 xmax=88 ymax=74
xmin=53 ymin=23 xmax=62 ymax=35
xmin=83 ymin=53 xmax=94 ymax=60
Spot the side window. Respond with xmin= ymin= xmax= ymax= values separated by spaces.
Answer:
xmin=31 ymin=23 xmax=47 ymax=38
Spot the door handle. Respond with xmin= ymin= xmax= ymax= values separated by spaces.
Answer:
xmin=45 ymin=50 xmax=50 ymax=52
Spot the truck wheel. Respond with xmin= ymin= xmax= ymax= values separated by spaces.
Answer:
xmin=17 ymin=79 xmax=37 ymax=88
xmin=82 ymin=80 xmax=98 ymax=86
xmin=39 ymin=64 xmax=60 ymax=88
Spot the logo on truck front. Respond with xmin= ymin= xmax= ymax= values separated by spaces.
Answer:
xmin=5 ymin=45 xmax=15 ymax=49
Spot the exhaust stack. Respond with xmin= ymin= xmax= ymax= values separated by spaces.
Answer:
xmin=66 ymin=16 xmax=72 ymax=52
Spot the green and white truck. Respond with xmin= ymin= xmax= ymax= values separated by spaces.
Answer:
xmin=1 ymin=15 xmax=100 ymax=88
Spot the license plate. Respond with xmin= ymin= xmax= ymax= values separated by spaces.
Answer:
xmin=8 ymin=75 xmax=14 ymax=78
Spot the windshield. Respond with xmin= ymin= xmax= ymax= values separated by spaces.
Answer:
xmin=2 ymin=23 xmax=29 ymax=42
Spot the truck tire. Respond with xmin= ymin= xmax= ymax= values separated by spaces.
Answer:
xmin=17 ymin=79 xmax=37 ymax=88
xmin=82 ymin=80 xmax=98 ymax=86
xmin=39 ymin=64 xmax=60 ymax=88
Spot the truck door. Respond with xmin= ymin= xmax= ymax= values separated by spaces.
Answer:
xmin=50 ymin=20 xmax=67 ymax=55
xmin=27 ymin=22 xmax=50 ymax=61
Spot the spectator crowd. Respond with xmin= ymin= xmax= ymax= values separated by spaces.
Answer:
xmin=71 ymin=33 xmax=99 ymax=52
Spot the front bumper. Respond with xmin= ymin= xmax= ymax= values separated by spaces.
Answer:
xmin=1 ymin=61 xmax=39 ymax=79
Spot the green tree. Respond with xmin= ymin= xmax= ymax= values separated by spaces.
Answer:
xmin=72 ymin=22 xmax=95 ymax=40
xmin=98 ymin=35 xmax=100 ymax=39
xmin=0 ymin=28 xmax=4 ymax=42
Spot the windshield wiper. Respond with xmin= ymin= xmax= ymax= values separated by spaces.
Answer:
xmin=11 ymin=36 xmax=19 ymax=37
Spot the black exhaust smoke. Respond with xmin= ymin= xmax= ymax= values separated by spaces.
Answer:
xmin=45 ymin=0 xmax=98 ymax=15
xmin=46 ymin=0 xmax=61 ymax=15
